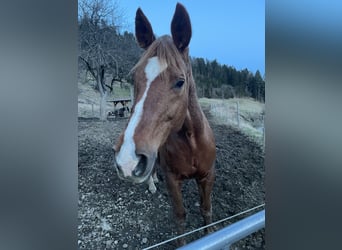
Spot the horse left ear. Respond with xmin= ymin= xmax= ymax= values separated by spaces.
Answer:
xmin=135 ymin=8 xmax=156 ymax=49
xmin=171 ymin=3 xmax=192 ymax=52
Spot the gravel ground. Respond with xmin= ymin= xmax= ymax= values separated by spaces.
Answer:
xmin=78 ymin=110 xmax=265 ymax=249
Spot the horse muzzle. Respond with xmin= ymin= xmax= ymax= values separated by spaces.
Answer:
xmin=114 ymin=151 xmax=156 ymax=184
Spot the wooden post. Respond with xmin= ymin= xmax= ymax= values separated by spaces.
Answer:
xmin=262 ymin=114 xmax=265 ymax=147
xmin=236 ymin=101 xmax=240 ymax=128
xmin=226 ymin=103 xmax=229 ymax=124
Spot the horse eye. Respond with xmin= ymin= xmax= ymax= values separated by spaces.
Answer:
xmin=174 ymin=79 xmax=185 ymax=89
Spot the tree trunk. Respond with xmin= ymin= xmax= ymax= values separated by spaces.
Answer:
xmin=97 ymin=68 xmax=108 ymax=121
xmin=99 ymin=90 xmax=108 ymax=120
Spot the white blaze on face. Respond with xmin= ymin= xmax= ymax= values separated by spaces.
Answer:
xmin=116 ymin=57 xmax=167 ymax=177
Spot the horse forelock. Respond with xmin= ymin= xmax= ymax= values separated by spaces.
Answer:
xmin=131 ymin=35 xmax=188 ymax=80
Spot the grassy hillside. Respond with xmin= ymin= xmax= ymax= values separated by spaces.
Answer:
xmin=199 ymin=98 xmax=265 ymax=147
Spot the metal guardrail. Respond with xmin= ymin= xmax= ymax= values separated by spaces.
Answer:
xmin=177 ymin=210 xmax=265 ymax=250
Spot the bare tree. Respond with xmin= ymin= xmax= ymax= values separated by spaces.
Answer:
xmin=78 ymin=0 xmax=124 ymax=120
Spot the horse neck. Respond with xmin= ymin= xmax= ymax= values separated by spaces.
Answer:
xmin=185 ymin=76 xmax=205 ymax=134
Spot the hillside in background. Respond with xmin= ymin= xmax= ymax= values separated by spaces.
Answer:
xmin=78 ymin=80 xmax=265 ymax=147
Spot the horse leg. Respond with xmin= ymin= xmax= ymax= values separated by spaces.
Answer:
xmin=165 ymin=173 xmax=186 ymax=246
xmin=147 ymin=163 xmax=159 ymax=193
xmin=152 ymin=170 xmax=159 ymax=183
xmin=147 ymin=176 xmax=157 ymax=193
xmin=196 ymin=168 xmax=215 ymax=233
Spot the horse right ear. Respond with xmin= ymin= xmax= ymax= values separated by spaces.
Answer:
xmin=135 ymin=8 xmax=156 ymax=49
xmin=171 ymin=3 xmax=192 ymax=52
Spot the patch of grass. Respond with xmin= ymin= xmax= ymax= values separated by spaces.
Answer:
xmin=240 ymin=124 xmax=265 ymax=147
xmin=109 ymin=84 xmax=131 ymax=99
xmin=200 ymin=97 xmax=264 ymax=114
xmin=199 ymin=98 xmax=224 ymax=108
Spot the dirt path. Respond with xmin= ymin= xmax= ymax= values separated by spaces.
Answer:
xmin=78 ymin=111 xmax=265 ymax=249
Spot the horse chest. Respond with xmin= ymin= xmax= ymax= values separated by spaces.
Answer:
xmin=159 ymin=132 xmax=201 ymax=177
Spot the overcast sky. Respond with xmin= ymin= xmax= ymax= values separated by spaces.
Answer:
xmin=119 ymin=0 xmax=265 ymax=74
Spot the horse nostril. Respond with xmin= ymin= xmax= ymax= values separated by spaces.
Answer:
xmin=132 ymin=155 xmax=147 ymax=177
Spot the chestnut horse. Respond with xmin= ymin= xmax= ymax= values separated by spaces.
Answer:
xmin=113 ymin=3 xmax=216 ymax=244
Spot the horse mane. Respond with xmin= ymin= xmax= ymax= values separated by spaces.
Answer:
xmin=131 ymin=35 xmax=187 ymax=80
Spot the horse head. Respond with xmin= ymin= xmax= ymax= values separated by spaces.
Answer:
xmin=114 ymin=3 xmax=193 ymax=183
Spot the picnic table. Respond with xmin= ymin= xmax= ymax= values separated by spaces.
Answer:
xmin=107 ymin=98 xmax=131 ymax=108
xmin=107 ymin=98 xmax=132 ymax=118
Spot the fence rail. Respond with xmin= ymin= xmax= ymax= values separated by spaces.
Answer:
xmin=177 ymin=210 xmax=265 ymax=250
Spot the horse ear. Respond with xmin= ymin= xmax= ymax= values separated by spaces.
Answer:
xmin=171 ymin=3 xmax=192 ymax=52
xmin=135 ymin=8 xmax=156 ymax=49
